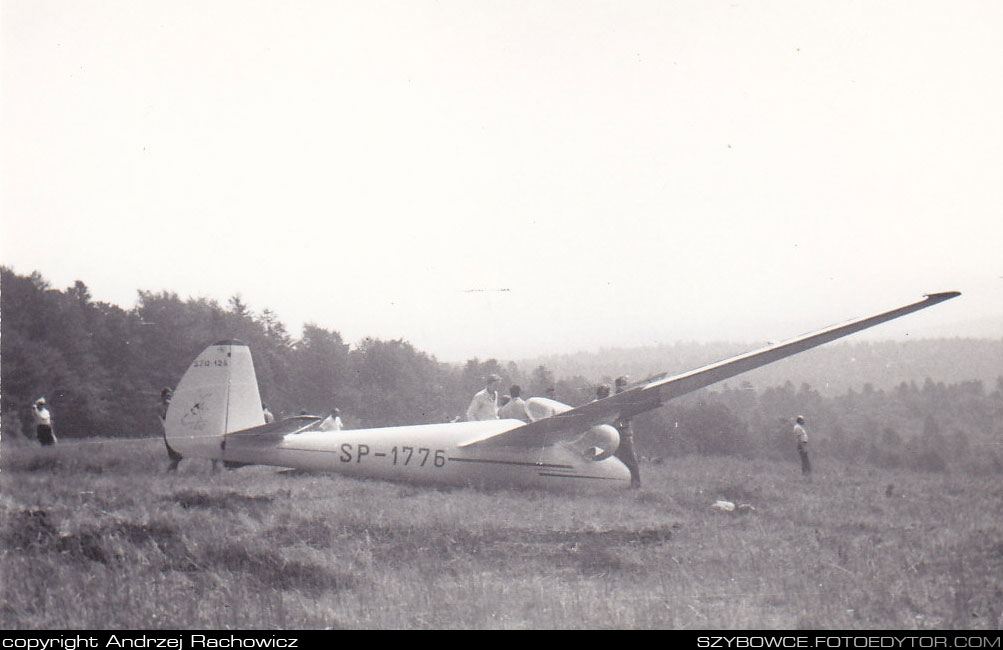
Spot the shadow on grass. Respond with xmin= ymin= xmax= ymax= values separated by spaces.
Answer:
xmin=2 ymin=509 xmax=188 ymax=567
xmin=333 ymin=520 xmax=680 ymax=576
xmin=2 ymin=508 xmax=356 ymax=595
xmin=169 ymin=489 xmax=277 ymax=513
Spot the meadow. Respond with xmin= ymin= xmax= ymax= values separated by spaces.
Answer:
xmin=1 ymin=437 xmax=1001 ymax=630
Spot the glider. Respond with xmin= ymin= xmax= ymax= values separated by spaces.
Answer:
xmin=164 ymin=292 xmax=959 ymax=488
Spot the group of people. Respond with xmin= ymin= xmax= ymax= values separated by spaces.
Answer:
xmin=464 ymin=374 xmax=643 ymax=488
xmin=463 ymin=374 xmax=815 ymax=486
xmin=465 ymin=375 xmax=565 ymax=423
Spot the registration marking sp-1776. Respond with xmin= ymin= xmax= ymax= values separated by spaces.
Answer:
xmin=282 ymin=443 xmax=448 ymax=468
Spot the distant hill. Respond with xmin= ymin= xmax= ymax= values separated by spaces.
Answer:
xmin=518 ymin=338 xmax=1003 ymax=396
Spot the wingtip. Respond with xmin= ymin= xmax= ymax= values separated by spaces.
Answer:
xmin=923 ymin=291 xmax=961 ymax=302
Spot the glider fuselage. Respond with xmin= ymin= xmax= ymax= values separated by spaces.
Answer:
xmin=223 ymin=420 xmax=632 ymax=488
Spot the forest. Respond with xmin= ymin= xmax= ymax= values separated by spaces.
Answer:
xmin=3 ymin=266 xmax=1001 ymax=475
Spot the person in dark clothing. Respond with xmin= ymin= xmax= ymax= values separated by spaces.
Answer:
xmin=159 ymin=387 xmax=183 ymax=472
xmin=793 ymin=415 xmax=811 ymax=476
xmin=614 ymin=376 xmax=641 ymax=489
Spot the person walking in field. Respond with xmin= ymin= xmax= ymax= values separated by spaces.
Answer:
xmin=614 ymin=377 xmax=641 ymax=489
xmin=33 ymin=398 xmax=56 ymax=446
xmin=793 ymin=415 xmax=811 ymax=476
xmin=466 ymin=374 xmax=500 ymax=421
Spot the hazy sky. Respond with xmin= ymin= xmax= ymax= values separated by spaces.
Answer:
xmin=3 ymin=1 xmax=1000 ymax=361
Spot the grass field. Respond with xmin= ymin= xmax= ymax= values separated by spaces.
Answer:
xmin=2 ymin=437 xmax=1001 ymax=630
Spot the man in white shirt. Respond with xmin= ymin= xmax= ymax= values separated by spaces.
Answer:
xmin=498 ymin=384 xmax=532 ymax=423
xmin=466 ymin=375 xmax=500 ymax=421
xmin=33 ymin=398 xmax=56 ymax=446
xmin=319 ymin=408 xmax=344 ymax=431
xmin=793 ymin=415 xmax=811 ymax=476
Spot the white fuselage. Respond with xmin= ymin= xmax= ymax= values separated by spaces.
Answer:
xmin=222 ymin=419 xmax=631 ymax=489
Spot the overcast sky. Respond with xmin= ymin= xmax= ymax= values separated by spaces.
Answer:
xmin=3 ymin=1 xmax=1000 ymax=361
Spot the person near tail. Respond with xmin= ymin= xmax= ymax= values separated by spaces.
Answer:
xmin=158 ymin=387 xmax=183 ymax=471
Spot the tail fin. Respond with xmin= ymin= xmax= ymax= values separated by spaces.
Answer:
xmin=165 ymin=340 xmax=265 ymax=459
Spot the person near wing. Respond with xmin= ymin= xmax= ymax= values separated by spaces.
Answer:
xmin=466 ymin=374 xmax=500 ymax=421
xmin=614 ymin=376 xmax=641 ymax=489
xmin=319 ymin=408 xmax=344 ymax=431
xmin=498 ymin=384 xmax=532 ymax=423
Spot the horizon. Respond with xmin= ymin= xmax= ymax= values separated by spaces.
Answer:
xmin=5 ymin=264 xmax=998 ymax=367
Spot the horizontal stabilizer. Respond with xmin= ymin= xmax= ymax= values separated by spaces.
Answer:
xmin=224 ymin=416 xmax=323 ymax=446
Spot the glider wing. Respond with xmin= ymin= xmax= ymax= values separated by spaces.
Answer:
xmin=461 ymin=292 xmax=959 ymax=449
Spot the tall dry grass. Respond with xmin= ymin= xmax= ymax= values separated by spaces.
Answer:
xmin=1 ymin=438 xmax=1001 ymax=629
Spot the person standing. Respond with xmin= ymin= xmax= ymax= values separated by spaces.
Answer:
xmin=793 ymin=415 xmax=811 ymax=476
xmin=498 ymin=384 xmax=532 ymax=423
xmin=319 ymin=408 xmax=344 ymax=431
xmin=33 ymin=398 xmax=56 ymax=446
xmin=262 ymin=404 xmax=275 ymax=423
xmin=466 ymin=374 xmax=500 ymax=421
xmin=614 ymin=376 xmax=641 ymax=489
xmin=159 ymin=387 xmax=183 ymax=472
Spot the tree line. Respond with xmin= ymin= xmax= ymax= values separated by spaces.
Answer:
xmin=3 ymin=267 xmax=1000 ymax=475
xmin=1 ymin=267 xmax=573 ymax=440
xmin=631 ymin=376 xmax=1003 ymax=475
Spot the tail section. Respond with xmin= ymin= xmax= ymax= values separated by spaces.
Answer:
xmin=165 ymin=340 xmax=265 ymax=460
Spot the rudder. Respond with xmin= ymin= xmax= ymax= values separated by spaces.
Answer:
xmin=165 ymin=340 xmax=265 ymax=460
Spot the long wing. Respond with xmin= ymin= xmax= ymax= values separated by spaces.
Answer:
xmin=461 ymin=291 xmax=960 ymax=449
